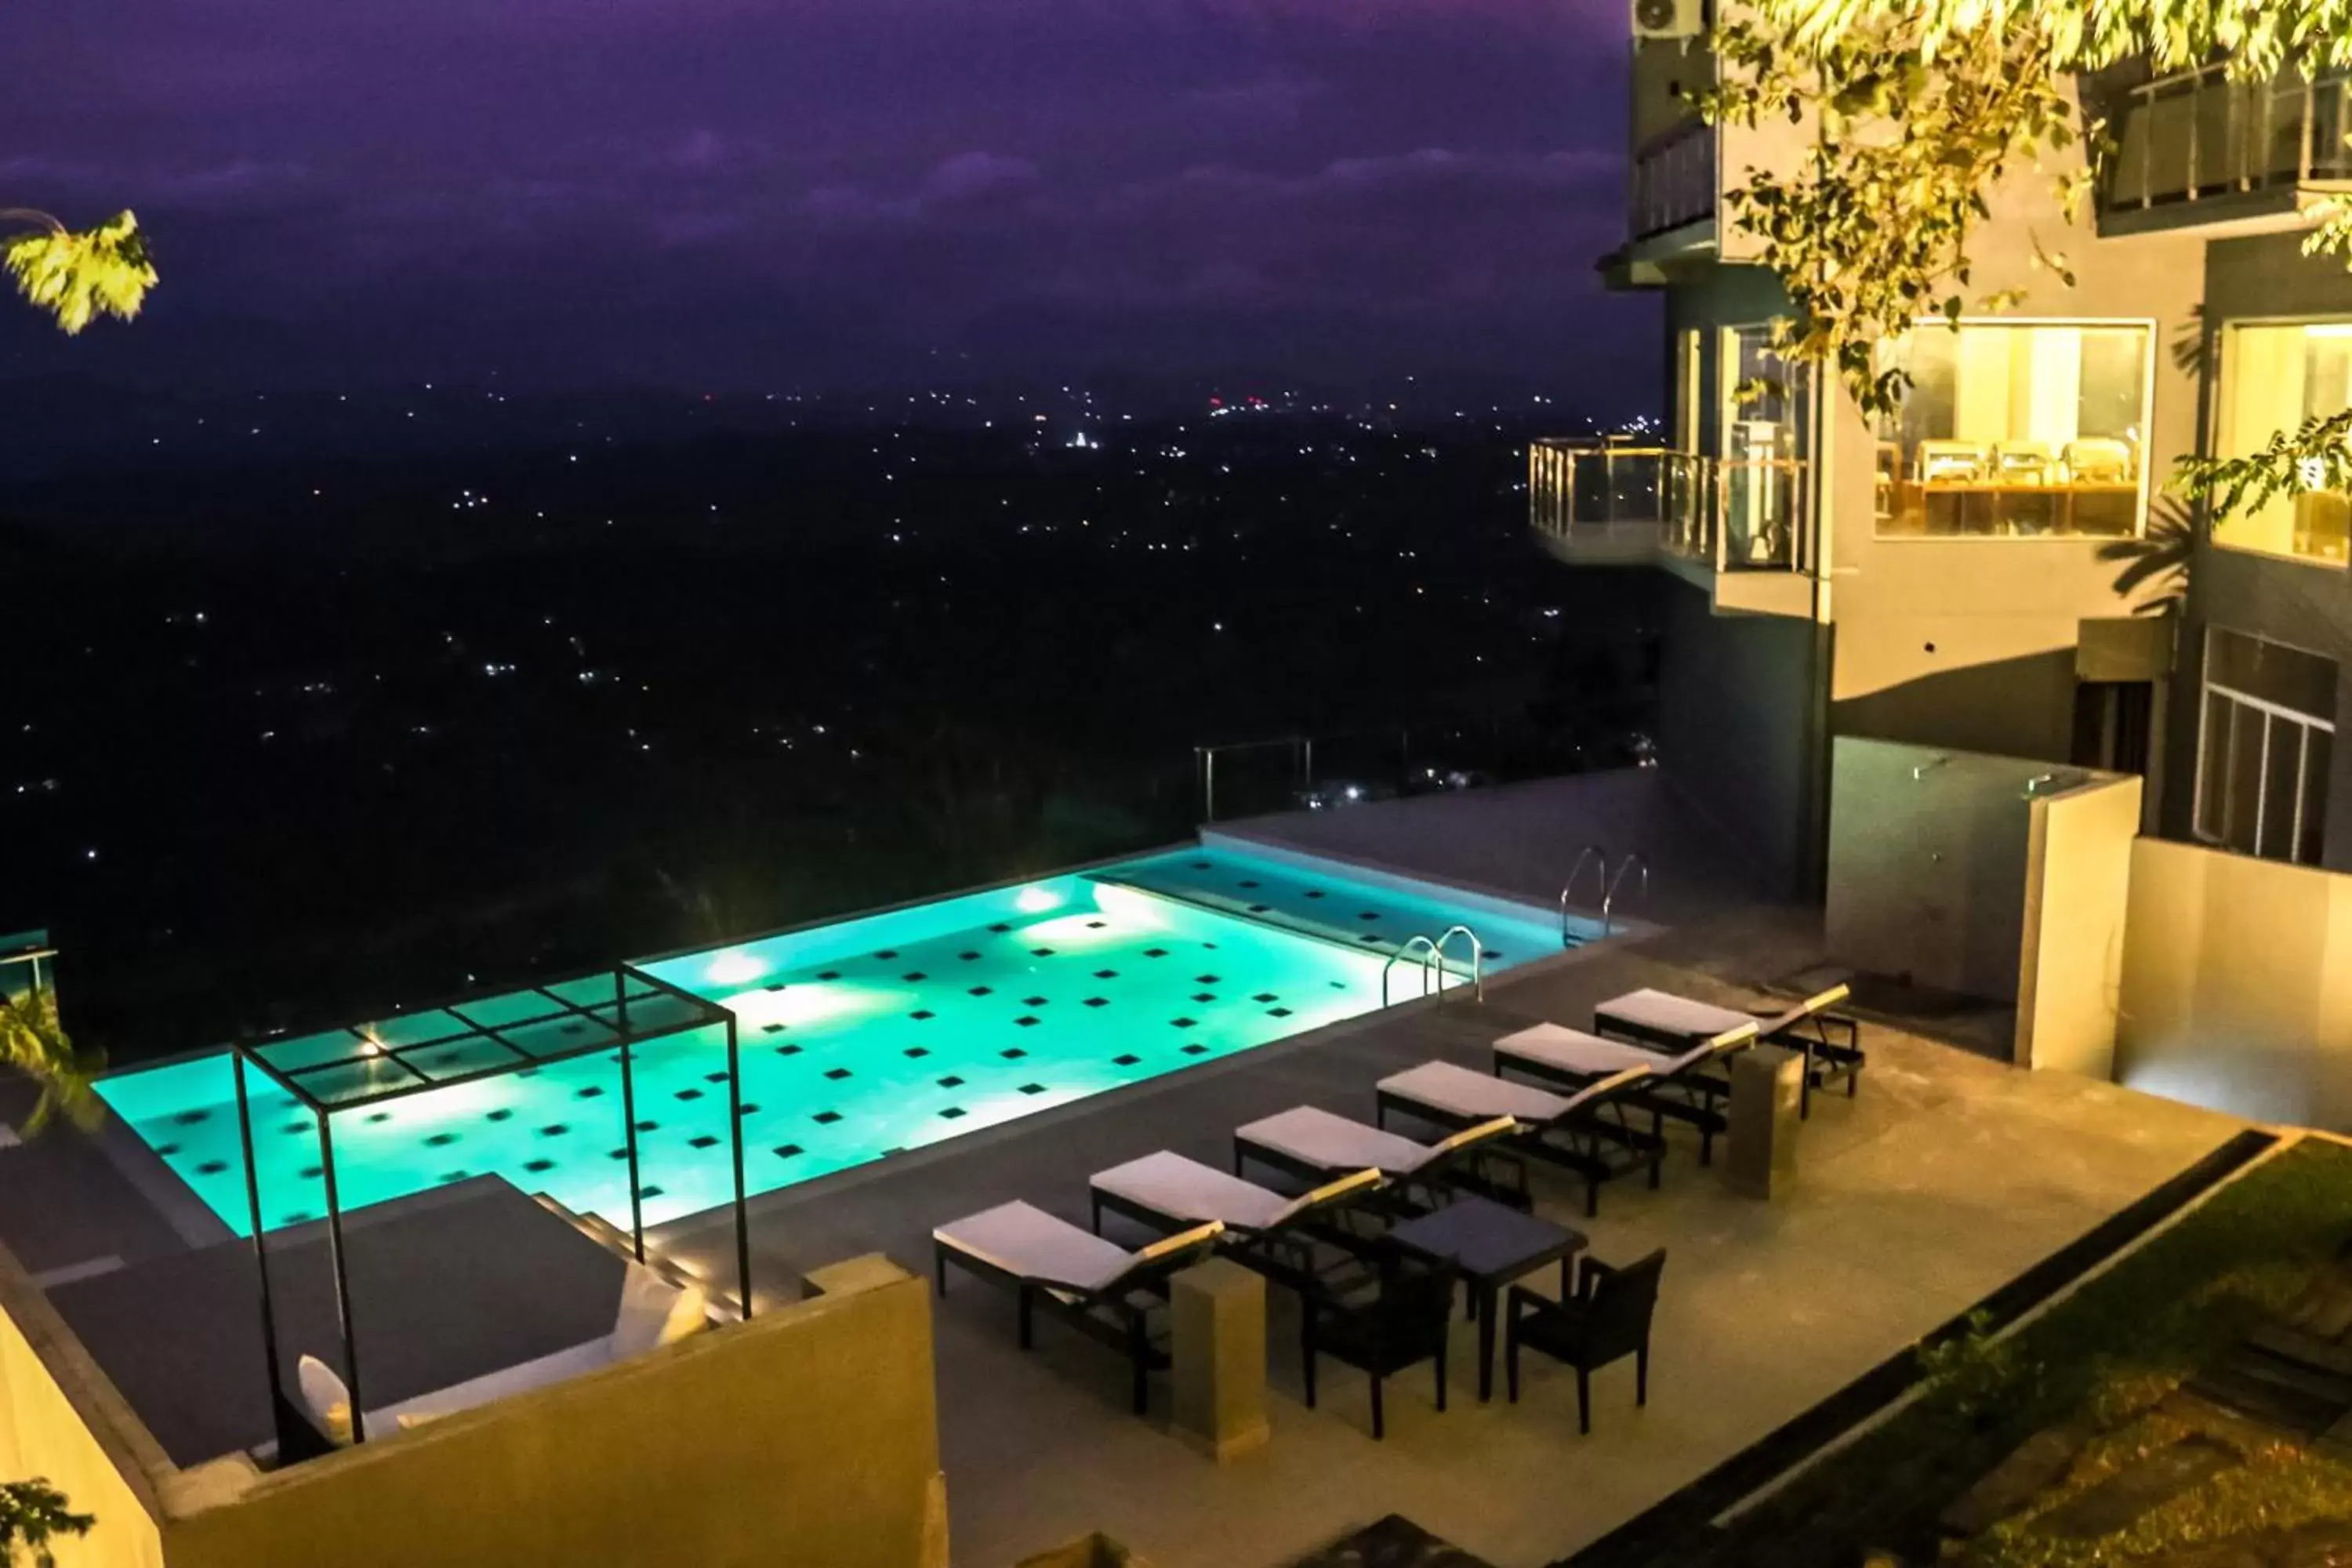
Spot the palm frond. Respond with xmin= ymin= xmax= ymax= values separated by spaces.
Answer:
xmin=0 ymin=985 xmax=106 ymax=1135
xmin=2097 ymin=498 xmax=2194 ymax=616
xmin=3 ymin=210 xmax=158 ymax=334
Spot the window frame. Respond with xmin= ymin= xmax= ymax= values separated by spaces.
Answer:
xmin=2192 ymin=624 xmax=2339 ymax=866
xmin=1871 ymin=314 xmax=2160 ymax=543
xmin=2207 ymin=312 xmax=2352 ymax=573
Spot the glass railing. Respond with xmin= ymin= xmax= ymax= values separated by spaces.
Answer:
xmin=2107 ymin=65 xmax=2352 ymax=212
xmin=1629 ymin=120 xmax=1716 ymax=239
xmin=1528 ymin=440 xmax=1808 ymax=571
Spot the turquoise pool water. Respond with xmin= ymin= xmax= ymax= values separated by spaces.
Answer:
xmin=99 ymin=847 xmax=1570 ymax=1236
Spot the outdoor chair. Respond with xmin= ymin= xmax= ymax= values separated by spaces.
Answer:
xmin=1088 ymin=1153 xmax=1387 ymax=1296
xmin=932 ymin=1200 xmax=1222 ymax=1415
xmin=1493 ymin=1022 xmax=1758 ymax=1163
xmin=1302 ymin=1259 xmax=1457 ymax=1439
xmin=1594 ymin=983 xmax=1862 ymax=1112
xmin=1232 ymin=1105 xmax=1523 ymax=1211
xmin=1373 ymin=1062 xmax=1662 ymax=1216
xmin=1505 ymin=1248 xmax=1666 ymax=1434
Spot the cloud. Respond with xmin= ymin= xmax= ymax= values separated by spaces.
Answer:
xmin=0 ymin=0 xmax=1639 ymax=389
xmin=1177 ymin=75 xmax=1324 ymax=125
xmin=920 ymin=151 xmax=1042 ymax=205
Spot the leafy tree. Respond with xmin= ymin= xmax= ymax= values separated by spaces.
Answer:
xmin=1699 ymin=0 xmax=2352 ymax=520
xmin=2 ymin=209 xmax=157 ymax=334
xmin=0 ymin=1479 xmax=93 ymax=1568
xmin=0 ymin=985 xmax=103 ymax=1137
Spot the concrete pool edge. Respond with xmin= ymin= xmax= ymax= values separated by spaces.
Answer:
xmin=1200 ymin=824 xmax=1665 ymax=946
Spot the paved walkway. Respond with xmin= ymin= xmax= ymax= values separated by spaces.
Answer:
xmin=3 ymin=774 xmax=2250 ymax=1566
xmin=656 ymin=895 xmax=2245 ymax=1567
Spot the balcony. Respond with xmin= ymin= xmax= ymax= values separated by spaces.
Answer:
xmin=1631 ymin=120 xmax=1716 ymax=241
xmin=1527 ymin=438 xmax=1817 ymax=615
xmin=2103 ymin=64 xmax=2352 ymax=236
xmin=1602 ymin=121 xmax=1721 ymax=288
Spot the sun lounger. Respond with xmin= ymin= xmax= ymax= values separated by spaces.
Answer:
xmin=933 ymin=1200 xmax=1222 ymax=1414
xmin=1373 ymin=1062 xmax=1663 ymax=1217
xmin=1090 ymin=1152 xmax=1388 ymax=1300
xmin=1494 ymin=1021 xmax=1758 ymax=1164
xmin=1233 ymin=1107 xmax=1523 ymax=1210
xmin=1595 ymin=984 xmax=1862 ymax=1112
xmin=1090 ymin=1152 xmax=1382 ymax=1238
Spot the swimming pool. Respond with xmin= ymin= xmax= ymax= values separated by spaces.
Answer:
xmin=98 ymin=845 xmax=1575 ymax=1236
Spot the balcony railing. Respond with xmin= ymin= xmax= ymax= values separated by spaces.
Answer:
xmin=1528 ymin=439 xmax=1809 ymax=572
xmin=2107 ymin=64 xmax=2352 ymax=213
xmin=1629 ymin=120 xmax=1716 ymax=240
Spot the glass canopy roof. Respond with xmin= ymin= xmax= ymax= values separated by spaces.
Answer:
xmin=235 ymin=965 xmax=733 ymax=1113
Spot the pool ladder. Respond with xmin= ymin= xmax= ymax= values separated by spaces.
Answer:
xmin=1559 ymin=847 xmax=1649 ymax=941
xmin=1380 ymin=924 xmax=1485 ymax=1007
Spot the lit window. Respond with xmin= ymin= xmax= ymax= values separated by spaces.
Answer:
xmin=1715 ymin=325 xmax=1811 ymax=567
xmin=1875 ymin=321 xmax=2151 ymax=538
xmin=2212 ymin=320 xmax=2352 ymax=567
xmin=2195 ymin=627 xmax=2336 ymax=866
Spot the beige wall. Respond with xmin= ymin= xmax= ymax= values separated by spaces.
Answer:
xmin=2017 ymin=775 xmax=2143 ymax=1076
xmin=4 ymin=1248 xmax=945 ymax=1568
xmin=1807 ymin=86 xmax=2206 ymax=751
xmin=1826 ymin=738 xmax=2040 ymax=1000
xmin=2118 ymin=837 xmax=2352 ymax=1129
xmin=161 ymin=1262 xmax=944 ymax=1568
xmin=0 ymin=1247 xmax=168 ymax=1568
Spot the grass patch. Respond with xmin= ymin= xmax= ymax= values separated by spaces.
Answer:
xmin=1691 ymin=1138 xmax=2352 ymax=1566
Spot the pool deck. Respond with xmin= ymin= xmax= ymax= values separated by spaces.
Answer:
xmin=0 ymin=771 xmax=2256 ymax=1567
xmin=643 ymin=775 xmax=2250 ymax=1568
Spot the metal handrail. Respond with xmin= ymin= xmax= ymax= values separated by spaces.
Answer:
xmin=1431 ymin=924 xmax=1486 ymax=1004
xmin=1629 ymin=118 xmax=1716 ymax=240
xmin=1381 ymin=935 xmax=1443 ymax=1007
xmin=1559 ymin=844 xmax=1606 ymax=944
xmin=1601 ymin=854 xmax=1650 ymax=938
xmin=2108 ymin=64 xmax=2352 ymax=212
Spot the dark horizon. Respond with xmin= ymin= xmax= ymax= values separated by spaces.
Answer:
xmin=0 ymin=0 xmax=1652 ymax=397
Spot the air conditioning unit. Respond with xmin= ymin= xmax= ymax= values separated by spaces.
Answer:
xmin=1632 ymin=0 xmax=1704 ymax=39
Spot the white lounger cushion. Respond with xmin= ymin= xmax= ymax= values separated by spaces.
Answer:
xmin=1237 ymin=1105 xmax=1444 ymax=1175
xmin=1380 ymin=1061 xmax=1571 ymax=1122
xmin=1495 ymin=1024 xmax=1662 ymax=1076
xmin=935 ymin=1200 xmax=1136 ymax=1293
xmin=1384 ymin=1060 xmax=1656 ymax=1125
xmin=372 ymin=1339 xmax=615 ymax=1430
xmin=1599 ymin=988 xmax=1755 ymax=1037
xmin=1091 ymin=1151 xmax=1297 ymax=1229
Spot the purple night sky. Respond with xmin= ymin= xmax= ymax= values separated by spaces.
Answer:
xmin=0 ymin=0 xmax=1649 ymax=394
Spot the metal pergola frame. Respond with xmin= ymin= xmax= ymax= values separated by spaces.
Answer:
xmin=231 ymin=962 xmax=749 ymax=1449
